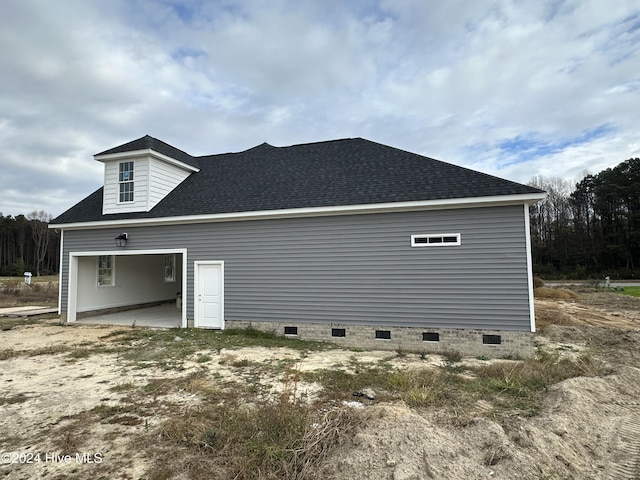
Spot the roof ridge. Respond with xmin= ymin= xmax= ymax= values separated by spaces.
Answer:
xmin=280 ymin=137 xmax=360 ymax=149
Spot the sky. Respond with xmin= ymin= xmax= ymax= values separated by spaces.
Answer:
xmin=1 ymin=0 xmax=639 ymax=218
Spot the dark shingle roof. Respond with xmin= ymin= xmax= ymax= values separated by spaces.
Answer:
xmin=96 ymin=135 xmax=200 ymax=169
xmin=52 ymin=137 xmax=542 ymax=225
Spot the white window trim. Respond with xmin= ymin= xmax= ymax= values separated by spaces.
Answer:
xmin=411 ymin=233 xmax=461 ymax=247
xmin=97 ymin=255 xmax=115 ymax=287
xmin=118 ymin=161 xmax=135 ymax=204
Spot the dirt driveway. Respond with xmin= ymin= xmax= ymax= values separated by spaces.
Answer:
xmin=1 ymin=289 xmax=639 ymax=480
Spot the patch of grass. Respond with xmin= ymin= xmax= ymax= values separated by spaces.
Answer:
xmin=613 ymin=286 xmax=640 ymax=297
xmin=143 ymin=370 xmax=213 ymax=398
xmin=109 ymin=382 xmax=137 ymax=393
xmin=534 ymin=287 xmax=579 ymax=300
xmin=0 ymin=278 xmax=58 ymax=307
xmin=484 ymin=442 xmax=510 ymax=466
xmin=0 ymin=348 xmax=19 ymax=360
xmin=102 ymin=326 xmax=330 ymax=370
xmin=230 ymin=358 xmax=252 ymax=368
xmin=305 ymin=350 xmax=604 ymax=416
xmin=0 ymin=275 xmax=59 ymax=284
xmin=466 ymin=351 xmax=603 ymax=415
xmin=66 ymin=348 xmax=93 ymax=359
xmin=27 ymin=345 xmax=71 ymax=357
xmin=441 ymin=350 xmax=463 ymax=364
xmin=0 ymin=345 xmax=71 ymax=360
xmin=57 ymin=428 xmax=86 ymax=456
xmin=89 ymin=401 xmax=156 ymax=425
xmin=0 ymin=393 xmax=29 ymax=405
xmin=153 ymin=383 xmax=361 ymax=480
xmin=0 ymin=316 xmax=49 ymax=330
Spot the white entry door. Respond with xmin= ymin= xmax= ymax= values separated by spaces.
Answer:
xmin=195 ymin=262 xmax=224 ymax=329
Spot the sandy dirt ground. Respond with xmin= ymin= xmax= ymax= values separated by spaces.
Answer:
xmin=1 ymin=290 xmax=639 ymax=479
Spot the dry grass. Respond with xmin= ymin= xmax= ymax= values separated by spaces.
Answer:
xmin=305 ymin=350 xmax=604 ymax=417
xmin=534 ymin=287 xmax=579 ymax=300
xmin=533 ymin=302 xmax=579 ymax=329
xmin=149 ymin=379 xmax=362 ymax=480
xmin=0 ymin=279 xmax=58 ymax=307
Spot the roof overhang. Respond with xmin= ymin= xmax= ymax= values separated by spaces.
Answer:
xmin=50 ymin=192 xmax=545 ymax=230
xmin=94 ymin=149 xmax=200 ymax=173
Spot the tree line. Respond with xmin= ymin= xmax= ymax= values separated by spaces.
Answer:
xmin=0 ymin=211 xmax=60 ymax=277
xmin=529 ymin=158 xmax=640 ymax=279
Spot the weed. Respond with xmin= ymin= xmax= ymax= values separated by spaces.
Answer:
xmin=66 ymin=348 xmax=93 ymax=359
xmin=468 ymin=352 xmax=604 ymax=415
xmin=0 ymin=393 xmax=29 ymax=405
xmin=231 ymin=358 xmax=252 ymax=368
xmin=0 ymin=349 xmax=18 ymax=360
xmin=29 ymin=345 xmax=70 ymax=356
xmin=0 ymin=345 xmax=71 ymax=360
xmin=0 ymin=278 xmax=58 ymax=307
xmin=91 ymin=404 xmax=132 ymax=419
xmin=106 ymin=415 xmax=143 ymax=426
xmin=305 ymin=349 xmax=604 ymax=415
xmin=143 ymin=378 xmax=176 ymax=397
xmin=142 ymin=370 xmax=212 ymax=398
xmin=103 ymin=326 xmax=328 ymax=371
xmin=152 ymin=375 xmax=360 ymax=480
xmin=441 ymin=350 xmax=462 ymax=364
xmin=110 ymin=382 xmax=137 ymax=393
xmin=58 ymin=430 xmax=83 ymax=456
xmin=55 ymin=421 xmax=89 ymax=456
xmin=0 ymin=316 xmax=48 ymax=330
xmin=146 ymin=464 xmax=176 ymax=480
xmin=484 ymin=443 xmax=510 ymax=466
xmin=0 ymin=281 xmax=20 ymax=296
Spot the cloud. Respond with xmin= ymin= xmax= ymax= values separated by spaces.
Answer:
xmin=0 ymin=0 xmax=638 ymax=217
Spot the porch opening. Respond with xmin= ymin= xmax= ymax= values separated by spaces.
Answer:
xmin=70 ymin=251 xmax=185 ymax=328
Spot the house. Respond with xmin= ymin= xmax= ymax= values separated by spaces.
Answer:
xmin=50 ymin=135 xmax=545 ymax=356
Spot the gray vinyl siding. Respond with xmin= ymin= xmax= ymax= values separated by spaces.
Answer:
xmin=60 ymin=205 xmax=532 ymax=331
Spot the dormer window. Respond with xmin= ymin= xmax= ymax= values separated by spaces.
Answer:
xmin=96 ymin=139 xmax=199 ymax=215
xmin=119 ymin=161 xmax=134 ymax=202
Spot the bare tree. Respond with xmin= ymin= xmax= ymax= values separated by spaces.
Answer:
xmin=27 ymin=210 xmax=52 ymax=277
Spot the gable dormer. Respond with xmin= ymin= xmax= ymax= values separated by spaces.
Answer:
xmin=95 ymin=136 xmax=200 ymax=215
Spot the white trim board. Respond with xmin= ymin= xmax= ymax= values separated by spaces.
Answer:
xmin=95 ymin=148 xmax=200 ymax=172
xmin=524 ymin=204 xmax=536 ymax=333
xmin=51 ymin=193 xmax=546 ymax=230
xmin=66 ymin=248 xmax=187 ymax=327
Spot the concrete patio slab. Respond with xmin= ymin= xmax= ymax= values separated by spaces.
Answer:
xmin=0 ymin=306 xmax=58 ymax=317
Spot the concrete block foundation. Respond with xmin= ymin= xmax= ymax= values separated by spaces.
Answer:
xmin=225 ymin=320 xmax=535 ymax=358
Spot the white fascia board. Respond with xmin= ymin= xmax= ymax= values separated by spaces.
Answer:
xmin=70 ymin=248 xmax=187 ymax=257
xmin=94 ymin=149 xmax=200 ymax=173
xmin=51 ymin=192 xmax=546 ymax=230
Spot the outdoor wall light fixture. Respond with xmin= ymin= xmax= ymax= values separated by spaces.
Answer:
xmin=114 ymin=233 xmax=128 ymax=247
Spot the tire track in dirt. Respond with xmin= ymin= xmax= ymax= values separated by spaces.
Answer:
xmin=605 ymin=415 xmax=640 ymax=480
